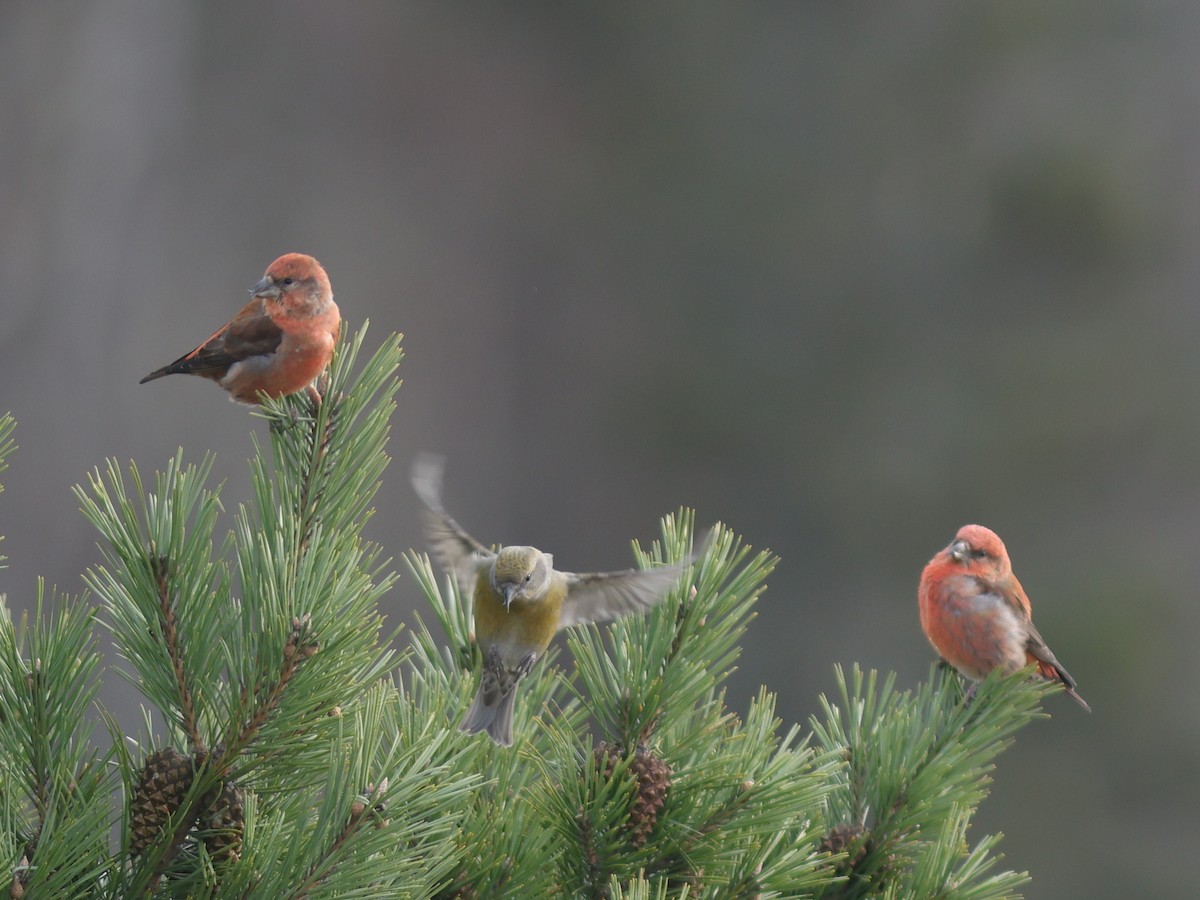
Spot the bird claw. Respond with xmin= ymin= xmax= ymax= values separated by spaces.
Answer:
xmin=306 ymin=378 xmax=346 ymax=416
xmin=515 ymin=652 xmax=538 ymax=678
xmin=267 ymin=403 xmax=306 ymax=433
xmin=267 ymin=409 xmax=296 ymax=434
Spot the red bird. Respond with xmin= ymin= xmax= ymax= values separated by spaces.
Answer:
xmin=140 ymin=253 xmax=340 ymax=404
xmin=918 ymin=524 xmax=1090 ymax=711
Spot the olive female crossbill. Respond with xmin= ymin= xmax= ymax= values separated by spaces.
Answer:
xmin=139 ymin=253 xmax=340 ymax=404
xmin=413 ymin=455 xmax=700 ymax=746
xmin=918 ymin=524 xmax=1090 ymax=710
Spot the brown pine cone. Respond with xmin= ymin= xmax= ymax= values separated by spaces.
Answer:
xmin=202 ymin=781 xmax=245 ymax=863
xmin=130 ymin=748 xmax=195 ymax=856
xmin=593 ymin=742 xmax=673 ymax=848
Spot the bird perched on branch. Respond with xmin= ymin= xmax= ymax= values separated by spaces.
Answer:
xmin=919 ymin=524 xmax=1090 ymax=711
xmin=413 ymin=454 xmax=703 ymax=746
xmin=139 ymin=253 xmax=340 ymax=404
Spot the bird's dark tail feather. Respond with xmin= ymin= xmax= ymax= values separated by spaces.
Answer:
xmin=138 ymin=366 xmax=172 ymax=384
xmin=1063 ymin=685 xmax=1091 ymax=713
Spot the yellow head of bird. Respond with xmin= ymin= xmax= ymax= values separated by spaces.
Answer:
xmin=490 ymin=546 xmax=554 ymax=610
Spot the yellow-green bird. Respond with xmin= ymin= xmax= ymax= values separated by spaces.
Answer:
xmin=413 ymin=455 xmax=701 ymax=746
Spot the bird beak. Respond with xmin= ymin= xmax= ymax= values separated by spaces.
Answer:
xmin=501 ymin=583 xmax=517 ymax=611
xmin=950 ymin=540 xmax=970 ymax=562
xmin=250 ymin=275 xmax=282 ymax=300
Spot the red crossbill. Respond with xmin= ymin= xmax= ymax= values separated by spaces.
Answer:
xmin=919 ymin=524 xmax=1090 ymax=710
xmin=139 ymin=253 xmax=339 ymax=404
xmin=413 ymin=455 xmax=700 ymax=746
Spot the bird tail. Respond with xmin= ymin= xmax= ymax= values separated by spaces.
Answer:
xmin=1061 ymin=685 xmax=1091 ymax=712
xmin=459 ymin=684 xmax=517 ymax=747
xmin=139 ymin=354 xmax=199 ymax=383
xmin=138 ymin=365 xmax=173 ymax=384
xmin=1033 ymin=658 xmax=1091 ymax=713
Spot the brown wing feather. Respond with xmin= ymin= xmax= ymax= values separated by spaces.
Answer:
xmin=217 ymin=302 xmax=284 ymax=360
xmin=1005 ymin=574 xmax=1033 ymax=619
xmin=1024 ymin=621 xmax=1069 ymax=683
xmin=1024 ymin=620 xmax=1090 ymax=709
xmin=140 ymin=300 xmax=283 ymax=382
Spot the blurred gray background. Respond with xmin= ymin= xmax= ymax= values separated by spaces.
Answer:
xmin=0 ymin=3 xmax=1191 ymax=897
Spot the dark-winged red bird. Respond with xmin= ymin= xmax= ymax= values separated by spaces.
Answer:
xmin=140 ymin=253 xmax=339 ymax=404
xmin=919 ymin=524 xmax=1089 ymax=710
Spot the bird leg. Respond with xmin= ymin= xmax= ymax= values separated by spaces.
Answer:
xmin=307 ymin=370 xmax=336 ymax=408
xmin=514 ymin=652 xmax=538 ymax=678
xmin=962 ymin=681 xmax=979 ymax=706
xmin=484 ymin=645 xmax=504 ymax=670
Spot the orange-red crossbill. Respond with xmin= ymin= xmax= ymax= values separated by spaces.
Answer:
xmin=139 ymin=253 xmax=339 ymax=404
xmin=919 ymin=524 xmax=1089 ymax=710
xmin=413 ymin=455 xmax=699 ymax=746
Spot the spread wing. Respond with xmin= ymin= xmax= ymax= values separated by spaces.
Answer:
xmin=558 ymin=565 xmax=687 ymax=627
xmin=411 ymin=453 xmax=493 ymax=595
xmin=558 ymin=537 xmax=706 ymax=628
xmin=141 ymin=299 xmax=283 ymax=381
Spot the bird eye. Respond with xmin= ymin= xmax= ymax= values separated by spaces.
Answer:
xmin=282 ymin=277 xmax=294 ymax=285
xmin=524 ymin=574 xmax=532 ymax=582
xmin=970 ymin=548 xmax=988 ymax=559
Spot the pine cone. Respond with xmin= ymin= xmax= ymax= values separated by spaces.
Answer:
xmin=130 ymin=748 xmax=195 ymax=856
xmin=593 ymin=742 xmax=673 ymax=848
xmin=594 ymin=741 xmax=619 ymax=778
xmin=819 ymin=822 xmax=868 ymax=870
xmin=628 ymin=745 xmax=671 ymax=847
xmin=202 ymin=781 xmax=245 ymax=863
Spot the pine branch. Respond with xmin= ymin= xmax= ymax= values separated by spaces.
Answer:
xmin=150 ymin=555 xmax=203 ymax=753
xmin=0 ymin=583 xmax=114 ymax=898
xmin=71 ymin=326 xmax=415 ymax=894
xmin=0 ymin=328 xmax=1073 ymax=898
xmin=77 ymin=451 xmax=229 ymax=744
xmin=201 ymin=685 xmax=477 ymax=900
xmin=291 ymin=393 xmax=337 ymax=557
xmin=891 ymin=806 xmax=1029 ymax=900
xmin=521 ymin=515 xmax=834 ymax=896
xmin=285 ymin=778 xmax=389 ymax=899
xmin=0 ymin=413 xmax=14 ymax=570
xmin=569 ymin=512 xmax=774 ymax=748
xmin=218 ymin=324 xmax=402 ymax=784
xmin=809 ymin=663 xmax=1050 ymax=898
xmin=225 ymin=614 xmax=320 ymax=760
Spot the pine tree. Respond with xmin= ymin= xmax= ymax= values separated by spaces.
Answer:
xmin=0 ymin=327 xmax=1060 ymax=898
